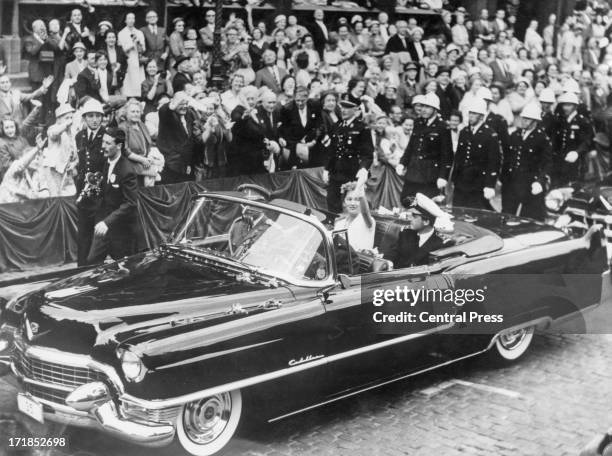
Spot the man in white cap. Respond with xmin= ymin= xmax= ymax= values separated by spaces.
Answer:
xmin=397 ymin=92 xmax=452 ymax=199
xmin=75 ymin=98 xmax=106 ymax=266
xmin=550 ymin=91 xmax=593 ymax=186
xmin=451 ymin=98 xmax=501 ymax=209
xmin=501 ymin=103 xmax=552 ymax=221
xmin=538 ymin=87 xmax=557 ymax=137
xmin=387 ymin=193 xmax=446 ymax=268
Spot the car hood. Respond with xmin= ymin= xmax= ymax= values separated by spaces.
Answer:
xmin=7 ymin=249 xmax=296 ymax=354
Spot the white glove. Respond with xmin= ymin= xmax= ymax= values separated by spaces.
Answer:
xmin=531 ymin=182 xmax=543 ymax=195
xmin=565 ymin=151 xmax=579 ymax=163
xmin=356 ymin=168 xmax=368 ymax=185
xmin=436 ymin=178 xmax=447 ymax=190
xmin=483 ymin=187 xmax=495 ymax=200
xmin=395 ymin=164 xmax=406 ymax=176
xmin=322 ymin=169 xmax=329 ymax=184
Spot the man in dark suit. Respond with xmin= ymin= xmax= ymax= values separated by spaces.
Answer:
xmin=309 ymin=9 xmax=329 ymax=58
xmin=254 ymin=50 xmax=288 ymax=94
xmin=501 ymin=104 xmax=552 ymax=221
xmin=87 ymin=127 xmax=138 ymax=264
xmin=489 ymin=48 xmax=514 ymax=89
xmin=75 ymin=50 xmax=103 ymax=102
xmin=384 ymin=20 xmax=410 ymax=54
xmin=473 ymin=9 xmax=495 ymax=44
xmin=407 ymin=27 xmax=426 ymax=67
xmin=141 ymin=9 xmax=168 ymax=67
xmin=388 ymin=193 xmax=445 ymax=269
xmin=75 ymin=99 xmax=106 ymax=266
xmin=279 ymin=86 xmax=322 ymax=169
xmin=157 ymin=91 xmax=197 ymax=183
xmin=172 ymin=56 xmax=193 ymax=93
xmin=23 ymin=20 xmax=54 ymax=89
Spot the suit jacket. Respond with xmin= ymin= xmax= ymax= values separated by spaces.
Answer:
xmin=157 ymin=104 xmax=197 ymax=175
xmin=172 ymin=71 xmax=192 ymax=93
xmin=97 ymin=156 xmax=138 ymax=231
xmin=388 ymin=229 xmax=444 ymax=268
xmin=141 ymin=25 xmax=168 ymax=62
xmin=254 ymin=66 xmax=288 ymax=94
xmin=309 ymin=21 xmax=329 ymax=57
xmin=490 ymin=60 xmax=514 ymax=89
xmin=384 ymin=34 xmax=410 ymax=54
xmin=407 ymin=41 xmax=425 ymax=66
xmin=452 ymin=123 xmax=501 ymax=192
xmin=75 ymin=67 xmax=108 ymax=102
xmin=473 ymin=20 xmax=495 ymax=42
xmin=279 ymin=100 xmax=322 ymax=169
xmin=23 ymin=35 xmax=52 ymax=83
xmin=75 ymin=127 xmax=106 ymax=195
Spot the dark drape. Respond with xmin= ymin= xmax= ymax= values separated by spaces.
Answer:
xmin=0 ymin=166 xmax=403 ymax=274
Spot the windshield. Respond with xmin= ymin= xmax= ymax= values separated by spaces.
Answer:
xmin=171 ymin=196 xmax=329 ymax=283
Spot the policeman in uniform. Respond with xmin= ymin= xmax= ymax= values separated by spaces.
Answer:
xmin=451 ymin=98 xmax=501 ymax=209
xmin=551 ymin=91 xmax=593 ymax=187
xmin=396 ymin=93 xmax=453 ymax=199
xmin=501 ymin=104 xmax=552 ymax=221
xmin=478 ymin=87 xmax=510 ymax=158
xmin=75 ymin=99 xmax=107 ymax=266
xmin=539 ymin=87 xmax=557 ymax=139
xmin=323 ymin=100 xmax=373 ymax=214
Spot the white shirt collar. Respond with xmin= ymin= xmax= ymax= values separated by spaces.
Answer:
xmin=418 ymin=229 xmax=434 ymax=247
xmin=107 ymin=154 xmax=121 ymax=180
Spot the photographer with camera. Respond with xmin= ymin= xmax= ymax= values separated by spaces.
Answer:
xmin=142 ymin=58 xmax=173 ymax=116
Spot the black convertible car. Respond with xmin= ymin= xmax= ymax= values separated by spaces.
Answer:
xmin=0 ymin=192 xmax=609 ymax=456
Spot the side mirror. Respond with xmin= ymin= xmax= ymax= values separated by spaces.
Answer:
xmin=338 ymin=274 xmax=351 ymax=289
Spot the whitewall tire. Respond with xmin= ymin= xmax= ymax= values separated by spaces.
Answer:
xmin=493 ymin=326 xmax=535 ymax=362
xmin=176 ymin=389 xmax=243 ymax=456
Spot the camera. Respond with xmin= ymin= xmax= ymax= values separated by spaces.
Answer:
xmin=159 ymin=70 xmax=167 ymax=79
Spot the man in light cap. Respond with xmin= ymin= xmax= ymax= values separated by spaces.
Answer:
xmin=397 ymin=92 xmax=453 ymax=199
xmin=501 ymin=103 xmax=552 ymax=221
xmin=75 ymin=98 xmax=106 ymax=266
xmin=87 ymin=127 xmax=138 ymax=265
xmin=323 ymin=99 xmax=373 ymax=213
xmin=550 ymin=91 xmax=593 ymax=186
xmin=451 ymin=98 xmax=501 ymax=209
xmin=538 ymin=87 xmax=557 ymax=138
xmin=387 ymin=193 xmax=445 ymax=268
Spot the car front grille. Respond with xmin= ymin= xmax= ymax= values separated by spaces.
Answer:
xmin=12 ymin=337 xmax=106 ymax=406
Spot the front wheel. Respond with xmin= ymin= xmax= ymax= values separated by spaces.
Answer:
xmin=176 ymin=389 xmax=243 ymax=456
xmin=492 ymin=326 xmax=535 ymax=362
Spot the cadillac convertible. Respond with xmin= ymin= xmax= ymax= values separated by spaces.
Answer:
xmin=0 ymin=192 xmax=609 ymax=456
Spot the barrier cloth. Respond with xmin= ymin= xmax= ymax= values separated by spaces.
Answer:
xmin=0 ymin=165 xmax=404 ymax=274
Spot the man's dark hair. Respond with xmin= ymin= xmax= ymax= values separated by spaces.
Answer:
xmin=105 ymin=127 xmax=126 ymax=144
xmin=296 ymin=51 xmax=309 ymax=70
xmin=449 ymin=109 xmax=463 ymax=122
xmin=95 ymin=51 xmax=108 ymax=61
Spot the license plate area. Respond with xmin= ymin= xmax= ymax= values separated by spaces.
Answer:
xmin=17 ymin=393 xmax=44 ymax=423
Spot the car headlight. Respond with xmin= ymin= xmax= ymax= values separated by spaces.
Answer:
xmin=117 ymin=348 xmax=147 ymax=382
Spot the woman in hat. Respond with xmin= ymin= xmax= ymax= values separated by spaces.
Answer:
xmin=95 ymin=20 xmax=114 ymax=50
xmin=269 ymin=29 xmax=290 ymax=71
xmin=169 ymin=17 xmax=186 ymax=67
xmin=64 ymin=42 xmax=88 ymax=81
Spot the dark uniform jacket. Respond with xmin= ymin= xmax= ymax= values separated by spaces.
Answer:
xmin=501 ymin=126 xmax=552 ymax=187
xmin=400 ymin=115 xmax=453 ymax=184
xmin=324 ymin=115 xmax=373 ymax=183
xmin=551 ymin=111 xmax=593 ymax=184
xmin=157 ymin=104 xmax=197 ymax=175
xmin=452 ymin=123 xmax=501 ymax=192
xmin=388 ymin=229 xmax=444 ymax=268
xmin=436 ymin=85 xmax=459 ymax=120
xmin=75 ymin=127 xmax=106 ymax=195
xmin=541 ymin=111 xmax=557 ymax=139
xmin=482 ymin=111 xmax=510 ymax=159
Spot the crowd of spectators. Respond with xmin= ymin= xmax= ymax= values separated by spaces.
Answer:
xmin=0 ymin=2 xmax=610 ymax=205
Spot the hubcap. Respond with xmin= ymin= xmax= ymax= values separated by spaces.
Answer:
xmin=183 ymin=393 xmax=233 ymax=444
xmin=498 ymin=329 xmax=527 ymax=350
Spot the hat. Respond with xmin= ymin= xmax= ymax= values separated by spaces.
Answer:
xmin=412 ymin=94 xmax=425 ymax=106
xmin=274 ymin=14 xmax=286 ymax=24
xmin=174 ymin=55 xmax=190 ymax=69
xmin=405 ymin=61 xmax=418 ymax=71
xmin=594 ymin=132 xmax=610 ymax=148
xmin=172 ymin=17 xmax=185 ymax=25
xmin=338 ymin=17 xmax=348 ymax=25
xmin=81 ymin=99 xmax=104 ymax=115
xmin=538 ymin=87 xmax=556 ymax=104
xmin=351 ymin=15 xmax=363 ymax=24
xmin=402 ymin=192 xmax=448 ymax=223
xmin=98 ymin=20 xmax=113 ymax=30
xmin=600 ymin=37 xmax=610 ymax=49
xmin=72 ymin=42 xmax=86 ymax=52
xmin=476 ymin=87 xmax=493 ymax=101
xmin=456 ymin=6 xmax=467 ymax=14
xmin=557 ymin=92 xmax=579 ymax=105
xmin=411 ymin=26 xmax=424 ymax=36
xmin=445 ymin=43 xmax=461 ymax=54
xmin=515 ymin=77 xmax=531 ymax=87
xmin=562 ymin=78 xmax=580 ymax=94
xmin=421 ymin=93 xmax=440 ymax=110
xmin=436 ymin=66 xmax=451 ymax=77
xmin=236 ymin=183 xmax=271 ymax=201
xmin=55 ymin=104 xmax=75 ymax=118
xmin=339 ymin=100 xmax=358 ymax=109
xmin=520 ymin=103 xmax=542 ymax=121
xmin=467 ymin=98 xmax=487 ymax=116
